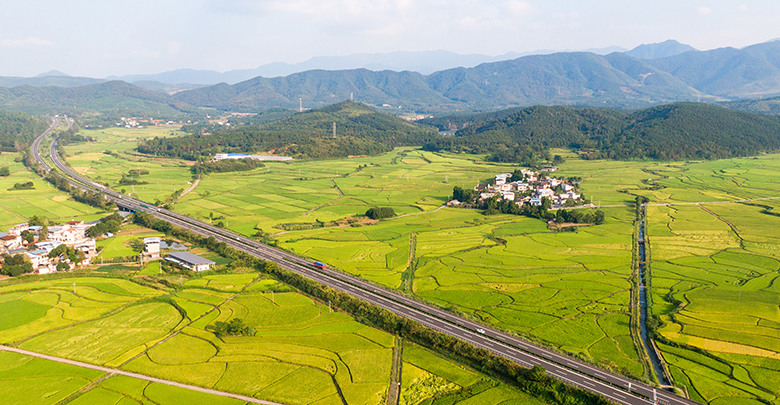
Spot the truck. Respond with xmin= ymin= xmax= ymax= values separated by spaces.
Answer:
xmin=313 ymin=261 xmax=326 ymax=270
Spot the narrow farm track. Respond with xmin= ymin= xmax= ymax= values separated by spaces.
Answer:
xmin=36 ymin=123 xmax=702 ymax=405
xmin=0 ymin=345 xmax=285 ymax=405
xmin=178 ymin=174 xmax=201 ymax=198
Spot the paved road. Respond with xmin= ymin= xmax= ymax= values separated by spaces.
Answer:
xmin=37 ymin=126 xmax=700 ymax=405
xmin=0 ymin=345 xmax=284 ymax=405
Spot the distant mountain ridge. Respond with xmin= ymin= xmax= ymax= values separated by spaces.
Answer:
xmin=2 ymin=40 xmax=780 ymax=115
xmin=624 ymin=40 xmax=697 ymax=59
xmin=109 ymin=47 xmax=627 ymax=85
xmin=172 ymin=51 xmax=700 ymax=113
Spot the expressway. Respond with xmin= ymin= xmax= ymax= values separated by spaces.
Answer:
xmin=35 ymin=123 xmax=701 ymax=405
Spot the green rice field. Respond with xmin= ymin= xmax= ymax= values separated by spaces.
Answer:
xmin=640 ymin=154 xmax=780 ymax=404
xmin=60 ymin=128 xmax=780 ymax=401
xmin=0 ymin=152 xmax=103 ymax=230
xmin=0 ymin=272 xmax=541 ymax=404
xmin=63 ymin=127 xmax=194 ymax=203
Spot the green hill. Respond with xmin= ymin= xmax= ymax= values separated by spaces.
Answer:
xmin=0 ymin=110 xmax=47 ymax=152
xmin=0 ymin=81 xmax=193 ymax=116
xmin=137 ymin=101 xmax=438 ymax=160
xmin=648 ymin=41 xmax=780 ymax=99
xmin=423 ymin=102 xmax=780 ymax=161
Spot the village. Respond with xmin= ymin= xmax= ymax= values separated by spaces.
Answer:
xmin=450 ymin=166 xmax=586 ymax=209
xmin=0 ymin=216 xmax=215 ymax=277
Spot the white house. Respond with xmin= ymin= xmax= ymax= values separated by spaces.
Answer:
xmin=165 ymin=252 xmax=215 ymax=272
xmin=144 ymin=237 xmax=161 ymax=259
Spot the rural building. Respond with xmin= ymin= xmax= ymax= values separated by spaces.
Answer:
xmin=8 ymin=223 xmax=28 ymax=236
xmin=213 ymin=153 xmax=292 ymax=162
xmin=144 ymin=237 xmax=161 ymax=258
xmin=165 ymin=252 xmax=215 ymax=272
xmin=0 ymin=234 xmax=22 ymax=250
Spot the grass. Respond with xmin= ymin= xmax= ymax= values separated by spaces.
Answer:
xmin=56 ymin=131 xmax=780 ymax=402
xmin=62 ymin=127 xmax=194 ymax=203
xmin=0 ymin=268 xmax=560 ymax=405
xmin=0 ymin=152 xmax=103 ymax=229
xmin=643 ymin=156 xmax=780 ymax=404
xmin=0 ymin=351 xmax=105 ymax=405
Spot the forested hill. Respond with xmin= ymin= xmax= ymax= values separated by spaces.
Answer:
xmin=0 ymin=110 xmax=47 ymax=152
xmin=422 ymin=103 xmax=780 ymax=161
xmin=0 ymin=81 xmax=193 ymax=116
xmin=137 ymin=101 xmax=438 ymax=160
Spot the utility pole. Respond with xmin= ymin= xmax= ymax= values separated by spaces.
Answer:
xmin=332 ymin=122 xmax=336 ymax=139
xmin=73 ymin=282 xmax=76 ymax=294
xmin=299 ymin=98 xmax=303 ymax=112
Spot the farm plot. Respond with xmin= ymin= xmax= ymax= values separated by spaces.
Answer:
xmin=279 ymin=204 xmax=644 ymax=376
xmin=0 ymin=152 xmax=103 ymax=229
xmin=173 ymin=148 xmax=509 ymax=235
xmin=648 ymin=202 xmax=780 ymax=404
xmin=63 ymin=127 xmax=194 ymax=203
xmin=125 ymin=289 xmax=395 ymax=405
xmin=399 ymin=344 xmax=543 ymax=405
xmin=0 ymin=350 xmax=105 ymax=405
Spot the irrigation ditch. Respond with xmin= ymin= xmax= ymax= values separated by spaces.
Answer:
xmin=635 ymin=205 xmax=672 ymax=388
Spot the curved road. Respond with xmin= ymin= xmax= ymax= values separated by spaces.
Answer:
xmin=38 ymin=124 xmax=700 ymax=405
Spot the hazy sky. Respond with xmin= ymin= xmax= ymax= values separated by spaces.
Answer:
xmin=1 ymin=0 xmax=778 ymax=77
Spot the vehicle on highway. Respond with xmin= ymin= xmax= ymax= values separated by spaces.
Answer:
xmin=477 ymin=328 xmax=485 ymax=334
xmin=313 ymin=261 xmax=326 ymax=269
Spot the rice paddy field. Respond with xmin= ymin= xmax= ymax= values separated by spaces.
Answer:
xmin=65 ymin=137 xmax=649 ymax=375
xmin=62 ymin=127 xmax=194 ymax=203
xmin=0 ymin=350 xmax=256 ymax=405
xmin=0 ymin=272 xmax=540 ymax=404
xmin=59 ymin=128 xmax=780 ymax=401
xmin=0 ymin=152 xmax=104 ymax=230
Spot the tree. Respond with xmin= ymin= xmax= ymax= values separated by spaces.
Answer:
xmin=39 ymin=225 xmax=48 ymax=241
xmin=20 ymin=230 xmax=34 ymax=244
xmin=365 ymin=207 xmax=396 ymax=219
xmin=206 ymin=318 xmax=255 ymax=337
xmin=452 ymin=186 xmax=476 ymax=203
xmin=0 ymin=166 xmax=9 ymax=177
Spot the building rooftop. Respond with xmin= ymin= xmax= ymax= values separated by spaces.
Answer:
xmin=144 ymin=237 xmax=161 ymax=243
xmin=166 ymin=251 xmax=215 ymax=266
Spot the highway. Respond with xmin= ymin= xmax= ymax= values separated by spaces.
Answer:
xmin=35 ymin=122 xmax=701 ymax=405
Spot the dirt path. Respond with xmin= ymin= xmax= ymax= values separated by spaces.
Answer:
xmin=179 ymin=175 xmax=201 ymax=198
xmin=392 ymin=205 xmax=446 ymax=219
xmin=696 ymin=204 xmax=746 ymax=249
xmin=557 ymin=195 xmax=780 ymax=210
xmin=0 ymin=345 xmax=285 ymax=405
xmin=386 ymin=338 xmax=403 ymax=405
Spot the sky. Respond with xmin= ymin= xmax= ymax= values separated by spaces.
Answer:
xmin=1 ymin=0 xmax=779 ymax=78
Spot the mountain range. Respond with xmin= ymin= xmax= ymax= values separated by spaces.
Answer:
xmin=3 ymin=40 xmax=780 ymax=115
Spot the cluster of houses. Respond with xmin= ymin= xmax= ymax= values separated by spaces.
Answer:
xmin=0 ymin=221 xmax=98 ymax=274
xmin=213 ymin=153 xmax=293 ymax=162
xmin=465 ymin=167 xmax=584 ymax=209
xmin=1 ymin=221 xmax=217 ymax=277
xmin=116 ymin=117 xmax=180 ymax=129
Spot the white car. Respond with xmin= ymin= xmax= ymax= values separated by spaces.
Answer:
xmin=477 ymin=328 xmax=485 ymax=334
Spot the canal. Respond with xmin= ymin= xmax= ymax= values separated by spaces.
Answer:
xmin=638 ymin=213 xmax=671 ymax=386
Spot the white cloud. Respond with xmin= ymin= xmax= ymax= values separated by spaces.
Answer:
xmin=131 ymin=49 xmax=161 ymax=59
xmin=739 ymin=4 xmax=748 ymax=11
xmin=0 ymin=37 xmax=53 ymax=48
xmin=168 ymin=41 xmax=182 ymax=57
xmin=698 ymin=6 xmax=712 ymax=15
xmin=501 ymin=0 xmax=534 ymax=16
